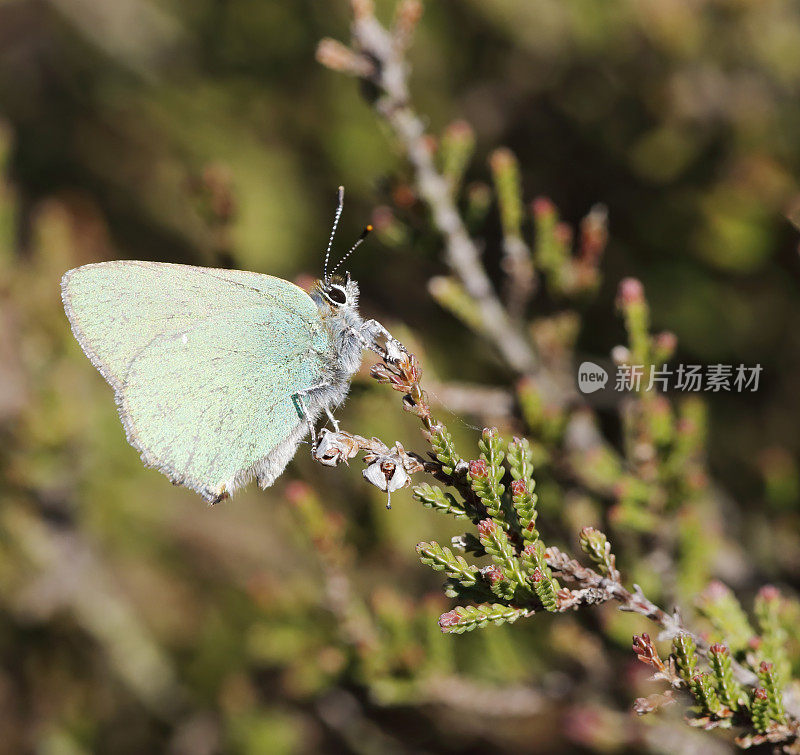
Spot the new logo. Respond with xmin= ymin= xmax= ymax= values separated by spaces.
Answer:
xmin=578 ymin=362 xmax=608 ymax=394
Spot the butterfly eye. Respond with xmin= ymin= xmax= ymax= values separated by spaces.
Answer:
xmin=327 ymin=286 xmax=347 ymax=306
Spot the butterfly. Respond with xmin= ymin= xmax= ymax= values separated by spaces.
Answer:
xmin=61 ymin=187 xmax=381 ymax=503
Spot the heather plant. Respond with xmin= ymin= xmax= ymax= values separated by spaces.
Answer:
xmin=308 ymin=0 xmax=800 ymax=749
xmin=2 ymin=1 xmax=800 ymax=753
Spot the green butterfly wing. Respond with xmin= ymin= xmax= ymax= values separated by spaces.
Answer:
xmin=62 ymin=261 xmax=331 ymax=501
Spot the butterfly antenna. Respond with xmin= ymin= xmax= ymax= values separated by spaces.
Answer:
xmin=323 ymin=186 xmax=346 ymax=284
xmin=329 ymin=224 xmax=373 ymax=279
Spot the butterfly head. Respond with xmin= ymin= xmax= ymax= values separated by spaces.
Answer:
xmin=316 ymin=273 xmax=359 ymax=311
xmin=313 ymin=270 xmax=364 ymax=375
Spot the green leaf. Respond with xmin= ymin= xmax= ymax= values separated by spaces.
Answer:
xmin=672 ymin=634 xmax=698 ymax=683
xmin=708 ymin=644 xmax=743 ymax=711
xmin=521 ymin=541 xmax=560 ymax=612
xmin=440 ymin=120 xmax=475 ymax=196
xmin=579 ymin=527 xmax=617 ymax=579
xmin=696 ymin=582 xmax=754 ymax=654
xmin=416 ymin=541 xmax=478 ymax=587
xmin=438 ymin=604 xmax=526 ymax=634
xmin=476 ymin=519 xmax=528 ymax=594
xmin=756 ymin=662 xmax=786 ymax=725
xmin=413 ymin=483 xmax=468 ymax=519
xmin=428 ymin=424 xmax=464 ymax=476
xmin=690 ymin=673 xmax=724 ymax=718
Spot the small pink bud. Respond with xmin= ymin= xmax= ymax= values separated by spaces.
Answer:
xmin=754 ymin=688 xmax=768 ymax=700
xmin=531 ymin=568 xmax=543 ymax=583
xmin=759 ymin=661 xmax=773 ymax=674
xmin=531 ymin=196 xmax=555 ymax=217
xmin=477 ymin=518 xmax=498 ymax=538
xmin=489 ymin=147 xmax=515 ymax=172
xmin=655 ymin=330 xmax=677 ymax=353
xmin=438 ymin=610 xmax=461 ymax=629
xmin=702 ymin=580 xmax=729 ymax=601
xmin=469 ymin=459 xmax=489 ymax=478
xmin=651 ymin=396 xmax=670 ymax=416
xmin=709 ymin=643 xmax=728 ymax=656
xmin=484 ymin=566 xmax=505 ymax=586
xmin=758 ymin=585 xmax=780 ymax=602
xmin=749 ymin=636 xmax=763 ymax=650
xmin=617 ymin=277 xmax=645 ymax=307
xmin=445 ymin=119 xmax=474 ymax=141
xmin=510 ymin=479 xmax=527 ymax=496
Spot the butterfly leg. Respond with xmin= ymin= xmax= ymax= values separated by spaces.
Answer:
xmin=358 ymin=318 xmax=391 ymax=351
xmin=351 ymin=319 xmax=404 ymax=362
xmin=357 ymin=319 xmax=408 ymax=367
xmin=291 ymin=390 xmax=319 ymax=446
xmin=323 ymin=405 xmax=341 ymax=431
xmin=292 ymin=382 xmax=340 ymax=451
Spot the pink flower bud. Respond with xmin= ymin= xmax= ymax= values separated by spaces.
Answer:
xmin=445 ymin=119 xmax=474 ymax=141
xmin=531 ymin=196 xmax=555 ymax=217
xmin=489 ymin=147 xmax=515 ymax=172
xmin=469 ymin=459 xmax=489 ymax=478
xmin=617 ymin=277 xmax=645 ymax=307
xmin=438 ymin=610 xmax=461 ymax=629
xmin=654 ymin=330 xmax=677 ymax=354
xmin=510 ymin=479 xmax=527 ymax=496
xmin=702 ymin=580 xmax=729 ymax=602
xmin=483 ymin=566 xmax=505 ymax=586
xmin=758 ymin=585 xmax=780 ymax=602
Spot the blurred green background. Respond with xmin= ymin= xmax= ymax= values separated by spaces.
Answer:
xmin=2 ymin=0 xmax=800 ymax=752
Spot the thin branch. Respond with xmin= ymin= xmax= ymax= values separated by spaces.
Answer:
xmin=319 ymin=4 xmax=537 ymax=376
xmin=546 ymin=546 xmax=762 ymax=691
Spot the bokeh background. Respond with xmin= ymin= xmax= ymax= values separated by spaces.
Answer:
xmin=1 ymin=0 xmax=800 ymax=752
